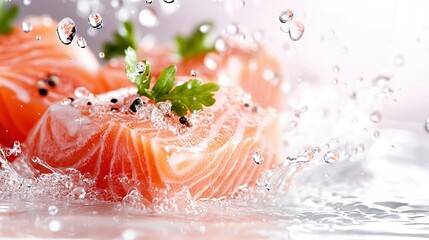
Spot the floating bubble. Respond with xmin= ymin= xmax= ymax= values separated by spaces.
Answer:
xmin=71 ymin=187 xmax=86 ymax=200
xmin=332 ymin=65 xmax=340 ymax=73
xmin=56 ymin=17 xmax=76 ymax=45
xmin=48 ymin=205 xmax=59 ymax=215
xmin=138 ymin=9 xmax=159 ymax=28
xmin=76 ymin=37 xmax=87 ymax=48
xmin=370 ymin=111 xmax=382 ymax=123
xmin=323 ymin=150 xmax=340 ymax=164
xmin=21 ymin=21 xmax=33 ymax=33
xmin=88 ymin=13 xmax=103 ymax=29
xmin=288 ymin=21 xmax=304 ymax=41
xmin=279 ymin=9 xmax=294 ymax=23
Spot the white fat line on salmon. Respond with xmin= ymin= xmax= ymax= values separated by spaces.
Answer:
xmin=0 ymin=77 xmax=30 ymax=103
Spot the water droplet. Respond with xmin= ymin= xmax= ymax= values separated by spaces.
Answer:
xmin=190 ymin=70 xmax=197 ymax=77
xmin=138 ymin=8 xmax=159 ymax=27
xmin=214 ymin=37 xmax=228 ymax=52
xmin=76 ymin=37 xmax=87 ymax=48
xmin=135 ymin=61 xmax=146 ymax=74
xmin=21 ymin=21 xmax=33 ymax=33
xmin=157 ymin=101 xmax=172 ymax=115
xmin=290 ymin=120 xmax=297 ymax=128
xmin=23 ymin=0 xmax=31 ymax=5
xmin=199 ymin=23 xmax=212 ymax=33
xmin=164 ymin=0 xmax=174 ymax=3
xmin=48 ymin=220 xmax=61 ymax=232
xmin=146 ymin=0 xmax=153 ymax=3
xmin=357 ymin=144 xmax=365 ymax=153
xmin=370 ymin=111 xmax=382 ymax=123
xmin=288 ymin=21 xmax=304 ymax=41
xmin=88 ymin=13 xmax=103 ymax=29
xmin=99 ymin=52 xmax=105 ymax=59
xmin=312 ymin=147 xmax=321 ymax=153
xmin=332 ymin=65 xmax=340 ymax=73
xmin=74 ymin=87 xmax=92 ymax=98
xmin=280 ymin=25 xmax=289 ymax=33
xmin=395 ymin=55 xmax=405 ymax=67
xmin=323 ymin=150 xmax=340 ymax=164
xmin=56 ymin=18 xmax=76 ymax=45
xmin=252 ymin=150 xmax=264 ymax=164
xmin=48 ymin=205 xmax=59 ymax=215
xmin=71 ymin=187 xmax=86 ymax=200
xmin=373 ymin=130 xmax=380 ymax=138
xmin=279 ymin=9 xmax=294 ymax=23
xmin=204 ymin=54 xmax=218 ymax=70
xmin=35 ymin=35 xmax=41 ymax=41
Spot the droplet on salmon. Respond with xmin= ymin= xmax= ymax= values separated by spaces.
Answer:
xmin=279 ymin=9 xmax=294 ymax=23
xmin=252 ymin=150 xmax=264 ymax=164
xmin=56 ymin=17 xmax=77 ymax=45
xmin=76 ymin=37 xmax=87 ymax=48
xmin=88 ymin=13 xmax=103 ymax=29
xmin=74 ymin=87 xmax=92 ymax=98
xmin=289 ymin=21 xmax=304 ymax=41
xmin=21 ymin=21 xmax=33 ymax=33
xmin=138 ymin=9 xmax=159 ymax=28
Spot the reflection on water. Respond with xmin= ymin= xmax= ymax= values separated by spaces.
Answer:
xmin=0 ymin=129 xmax=428 ymax=239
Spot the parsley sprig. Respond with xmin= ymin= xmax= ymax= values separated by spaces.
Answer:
xmin=102 ymin=21 xmax=138 ymax=60
xmin=0 ymin=2 xmax=19 ymax=35
xmin=125 ymin=47 xmax=219 ymax=116
xmin=175 ymin=22 xmax=215 ymax=60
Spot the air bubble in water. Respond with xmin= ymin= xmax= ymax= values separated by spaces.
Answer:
xmin=370 ymin=111 xmax=382 ymax=123
xmin=279 ymin=9 xmax=294 ymax=23
xmin=323 ymin=150 xmax=340 ymax=164
xmin=332 ymin=65 xmax=340 ymax=73
xmin=71 ymin=187 xmax=86 ymax=200
xmin=136 ymin=61 xmax=146 ymax=74
xmin=21 ymin=21 xmax=33 ymax=33
xmin=395 ymin=55 xmax=405 ymax=67
xmin=288 ymin=21 xmax=304 ymax=41
xmin=88 ymin=13 xmax=103 ymax=29
xmin=56 ymin=17 xmax=76 ymax=45
xmin=138 ymin=9 xmax=159 ymax=27
xmin=48 ymin=205 xmax=59 ymax=215
xmin=252 ymin=150 xmax=264 ymax=164
xmin=76 ymin=37 xmax=87 ymax=48
xmin=48 ymin=220 xmax=61 ymax=232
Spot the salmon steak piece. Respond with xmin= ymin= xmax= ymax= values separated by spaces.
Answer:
xmin=0 ymin=16 xmax=105 ymax=146
xmin=25 ymin=84 xmax=280 ymax=200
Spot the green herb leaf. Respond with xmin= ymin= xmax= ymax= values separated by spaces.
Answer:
xmin=125 ymin=47 xmax=219 ymax=117
xmin=0 ymin=2 xmax=19 ymax=35
xmin=102 ymin=21 xmax=138 ymax=60
xmin=158 ymin=79 xmax=219 ymax=117
xmin=175 ymin=22 xmax=215 ymax=60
